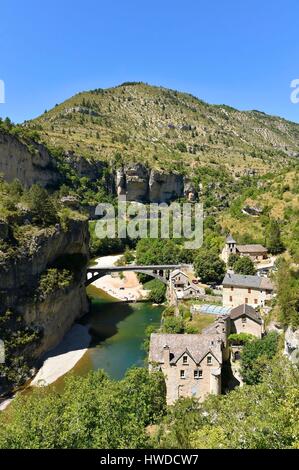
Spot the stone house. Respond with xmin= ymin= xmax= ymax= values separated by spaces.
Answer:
xmin=222 ymin=273 xmax=274 ymax=308
xmin=149 ymin=333 xmax=224 ymax=404
xmin=148 ymin=305 xmax=264 ymax=404
xmin=170 ymin=269 xmax=205 ymax=300
xmin=170 ymin=270 xmax=190 ymax=290
xmin=221 ymin=234 xmax=268 ymax=264
xmin=229 ymin=304 xmax=264 ymax=338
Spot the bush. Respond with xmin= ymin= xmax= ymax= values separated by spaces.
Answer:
xmin=228 ymin=333 xmax=255 ymax=345
xmin=36 ymin=268 xmax=73 ymax=300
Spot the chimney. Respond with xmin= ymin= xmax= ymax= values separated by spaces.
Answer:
xmin=163 ymin=345 xmax=170 ymax=365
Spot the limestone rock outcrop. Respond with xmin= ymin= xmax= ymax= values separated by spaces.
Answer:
xmin=0 ymin=219 xmax=90 ymax=363
xmin=284 ymin=326 xmax=299 ymax=364
xmin=114 ymin=164 xmax=190 ymax=203
xmin=149 ymin=170 xmax=183 ymax=203
xmin=0 ymin=129 xmax=61 ymax=188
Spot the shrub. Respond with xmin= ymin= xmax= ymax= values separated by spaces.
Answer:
xmin=162 ymin=316 xmax=184 ymax=334
xmin=36 ymin=268 xmax=73 ymax=300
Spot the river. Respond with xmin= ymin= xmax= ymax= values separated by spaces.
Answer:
xmin=66 ymin=285 xmax=163 ymax=381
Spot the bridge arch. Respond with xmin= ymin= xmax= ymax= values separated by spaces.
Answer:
xmin=85 ymin=264 xmax=182 ymax=287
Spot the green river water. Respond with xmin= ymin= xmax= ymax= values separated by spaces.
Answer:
xmin=70 ymin=286 xmax=163 ymax=381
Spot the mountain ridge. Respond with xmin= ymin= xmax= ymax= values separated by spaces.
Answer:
xmin=25 ymin=82 xmax=299 ymax=176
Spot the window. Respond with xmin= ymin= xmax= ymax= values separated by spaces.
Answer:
xmin=231 ymin=287 xmax=234 ymax=291
xmin=248 ymin=288 xmax=251 ymax=294
xmin=194 ymin=370 xmax=203 ymax=379
xmin=183 ymin=355 xmax=188 ymax=364
xmin=180 ymin=370 xmax=186 ymax=379
xmin=242 ymin=316 xmax=247 ymax=324
xmin=207 ymin=356 xmax=212 ymax=365
xmin=245 ymin=298 xmax=248 ymax=304
xmin=229 ymin=296 xmax=233 ymax=302
xmin=254 ymin=299 xmax=258 ymax=304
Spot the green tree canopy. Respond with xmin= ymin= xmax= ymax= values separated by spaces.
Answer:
xmin=265 ymin=220 xmax=284 ymax=254
xmin=194 ymin=250 xmax=226 ymax=284
xmin=233 ymin=256 xmax=256 ymax=275
xmin=25 ymin=185 xmax=58 ymax=227
xmin=0 ymin=368 xmax=166 ymax=449
xmin=240 ymin=332 xmax=279 ymax=385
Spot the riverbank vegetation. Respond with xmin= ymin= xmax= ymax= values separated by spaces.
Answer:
xmin=0 ymin=368 xmax=166 ymax=449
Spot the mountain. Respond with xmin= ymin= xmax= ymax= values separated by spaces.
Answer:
xmin=26 ymin=82 xmax=299 ymax=177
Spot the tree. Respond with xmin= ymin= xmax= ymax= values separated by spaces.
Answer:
xmin=194 ymin=250 xmax=226 ymax=284
xmin=25 ymin=185 xmax=58 ymax=227
xmin=265 ymin=220 xmax=284 ymax=254
xmin=162 ymin=316 xmax=184 ymax=333
xmin=233 ymin=256 xmax=256 ymax=275
xmin=275 ymin=260 xmax=299 ymax=328
xmin=148 ymin=280 xmax=166 ymax=304
xmin=0 ymin=368 xmax=166 ymax=449
xmin=240 ymin=332 xmax=279 ymax=385
xmin=228 ymin=253 xmax=239 ymax=268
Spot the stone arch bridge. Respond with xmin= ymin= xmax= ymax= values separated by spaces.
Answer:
xmin=86 ymin=265 xmax=182 ymax=286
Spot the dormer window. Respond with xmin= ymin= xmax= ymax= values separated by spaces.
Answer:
xmin=207 ymin=356 xmax=212 ymax=365
xmin=183 ymin=355 xmax=188 ymax=364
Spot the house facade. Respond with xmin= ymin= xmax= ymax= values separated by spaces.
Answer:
xmin=149 ymin=333 xmax=223 ymax=404
xmin=222 ymin=273 xmax=274 ymax=308
xmin=170 ymin=269 xmax=205 ymax=300
xmin=229 ymin=304 xmax=264 ymax=338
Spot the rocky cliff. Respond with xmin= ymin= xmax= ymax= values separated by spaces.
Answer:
xmin=115 ymin=164 xmax=196 ymax=203
xmin=284 ymin=326 xmax=299 ymax=364
xmin=0 ymin=218 xmax=90 ymax=395
xmin=0 ymin=129 xmax=61 ymax=188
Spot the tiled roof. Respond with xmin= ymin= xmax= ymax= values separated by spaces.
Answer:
xmin=149 ymin=333 xmax=223 ymax=365
xmin=236 ymin=244 xmax=268 ymax=253
xmin=229 ymin=304 xmax=262 ymax=324
xmin=222 ymin=273 xmax=274 ymax=290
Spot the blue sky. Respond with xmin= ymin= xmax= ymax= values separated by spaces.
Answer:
xmin=1 ymin=0 xmax=299 ymax=123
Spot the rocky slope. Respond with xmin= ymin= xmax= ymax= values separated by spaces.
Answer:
xmin=0 ymin=217 xmax=90 ymax=395
xmin=27 ymin=82 xmax=299 ymax=178
xmin=0 ymin=128 xmax=61 ymax=188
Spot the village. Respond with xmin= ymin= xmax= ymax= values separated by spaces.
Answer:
xmin=149 ymin=235 xmax=276 ymax=405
